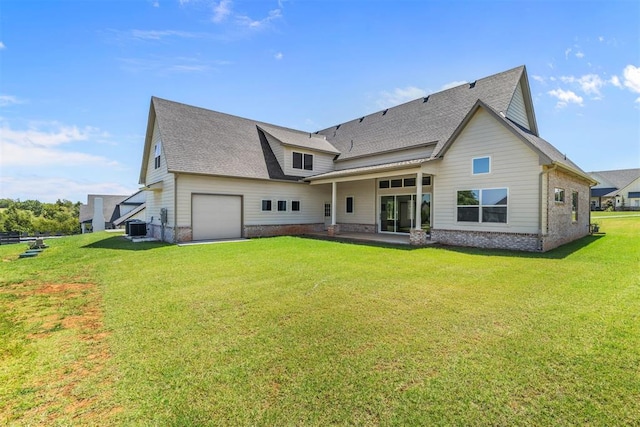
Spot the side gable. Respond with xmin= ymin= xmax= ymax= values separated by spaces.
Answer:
xmin=437 ymin=100 xmax=595 ymax=185
xmin=139 ymin=99 xmax=158 ymax=185
xmin=505 ymin=68 xmax=538 ymax=135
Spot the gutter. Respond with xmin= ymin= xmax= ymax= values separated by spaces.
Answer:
xmin=539 ymin=164 xmax=557 ymax=249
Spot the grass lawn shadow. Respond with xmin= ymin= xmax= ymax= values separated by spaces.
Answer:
xmin=439 ymin=234 xmax=605 ymax=259
xmin=82 ymin=236 xmax=170 ymax=251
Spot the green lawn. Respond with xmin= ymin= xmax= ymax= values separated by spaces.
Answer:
xmin=1 ymin=218 xmax=639 ymax=426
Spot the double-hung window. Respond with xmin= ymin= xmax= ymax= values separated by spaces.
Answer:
xmin=457 ymin=188 xmax=508 ymax=223
xmin=154 ymin=143 xmax=161 ymax=169
xmin=293 ymin=152 xmax=313 ymax=171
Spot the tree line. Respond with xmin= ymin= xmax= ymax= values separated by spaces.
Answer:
xmin=0 ymin=199 xmax=81 ymax=235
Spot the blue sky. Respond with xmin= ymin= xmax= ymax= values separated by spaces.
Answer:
xmin=1 ymin=0 xmax=638 ymax=203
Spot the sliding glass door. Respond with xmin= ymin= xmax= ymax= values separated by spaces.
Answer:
xmin=380 ymin=194 xmax=431 ymax=233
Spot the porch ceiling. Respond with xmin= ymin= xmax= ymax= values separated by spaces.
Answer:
xmin=305 ymin=157 xmax=436 ymax=184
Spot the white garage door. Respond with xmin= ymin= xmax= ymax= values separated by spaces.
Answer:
xmin=192 ymin=194 xmax=242 ymax=241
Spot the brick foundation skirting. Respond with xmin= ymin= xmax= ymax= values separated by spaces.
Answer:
xmin=244 ymin=223 xmax=325 ymax=238
xmin=432 ymin=229 xmax=542 ymax=252
xmin=337 ymin=223 xmax=376 ymax=233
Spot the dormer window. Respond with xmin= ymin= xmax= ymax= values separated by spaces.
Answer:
xmin=293 ymin=152 xmax=313 ymax=171
xmin=154 ymin=143 xmax=161 ymax=169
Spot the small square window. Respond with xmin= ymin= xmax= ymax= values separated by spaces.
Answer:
xmin=422 ymin=176 xmax=431 ymax=186
xmin=379 ymin=180 xmax=390 ymax=189
xmin=278 ymin=200 xmax=287 ymax=211
xmin=262 ymin=200 xmax=272 ymax=211
xmin=292 ymin=201 xmax=300 ymax=211
xmin=403 ymin=178 xmax=416 ymax=187
xmin=472 ymin=157 xmax=490 ymax=175
xmin=346 ymin=196 xmax=354 ymax=213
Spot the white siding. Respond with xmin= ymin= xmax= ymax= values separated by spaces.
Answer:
xmin=263 ymin=132 xmax=285 ymax=171
xmin=176 ymin=175 xmax=330 ymax=227
xmin=335 ymin=180 xmax=377 ymax=224
xmin=621 ymin=177 xmax=640 ymax=206
xmin=433 ymin=108 xmax=542 ymax=233
xmin=335 ymin=145 xmax=434 ymax=170
xmin=506 ymin=81 xmax=531 ymax=130
xmin=144 ymin=121 xmax=176 ymax=227
xmin=283 ymin=147 xmax=335 ymax=177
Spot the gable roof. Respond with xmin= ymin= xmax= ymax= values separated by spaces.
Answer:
xmin=79 ymin=194 xmax=128 ymax=224
xmin=316 ymin=66 xmax=530 ymax=162
xmin=589 ymin=168 xmax=640 ymax=190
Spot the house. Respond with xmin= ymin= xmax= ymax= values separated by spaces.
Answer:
xmin=79 ymin=191 xmax=146 ymax=233
xmin=138 ymin=65 xmax=596 ymax=252
xmin=588 ymin=169 xmax=640 ymax=210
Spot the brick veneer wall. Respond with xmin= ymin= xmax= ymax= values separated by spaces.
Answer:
xmin=432 ymin=229 xmax=541 ymax=252
xmin=543 ymin=169 xmax=591 ymax=251
xmin=244 ymin=223 xmax=324 ymax=238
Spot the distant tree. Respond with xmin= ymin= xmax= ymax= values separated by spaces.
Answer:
xmin=1 ymin=205 xmax=33 ymax=232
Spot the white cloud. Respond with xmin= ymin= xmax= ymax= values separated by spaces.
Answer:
xmin=378 ymin=86 xmax=427 ymax=107
xmin=532 ymin=75 xmax=545 ymax=84
xmin=0 ymin=176 xmax=137 ymax=203
xmin=598 ymin=36 xmax=604 ymax=42
xmin=153 ymin=1 xmax=159 ymax=7
xmin=564 ymin=48 xmax=572 ymax=59
xmin=0 ymin=95 xmax=25 ymax=107
xmin=0 ymin=41 xmax=5 ymax=50
xmin=212 ymin=0 xmax=232 ymax=23
xmin=560 ymin=74 xmax=605 ymax=96
xmin=610 ymin=75 xmax=622 ymax=88
xmin=548 ymin=89 xmax=583 ymax=108
xmin=119 ymin=56 xmax=227 ymax=74
xmin=0 ymin=122 xmax=117 ymax=167
xmin=274 ymin=52 xmax=283 ymax=60
xmin=575 ymin=51 xmax=585 ymax=59
xmin=237 ymin=8 xmax=282 ymax=29
xmin=128 ymin=29 xmax=201 ymax=40
xmin=440 ymin=80 xmax=467 ymax=91
xmin=622 ymin=65 xmax=640 ymax=94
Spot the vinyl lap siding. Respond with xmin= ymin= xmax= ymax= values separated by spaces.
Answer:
xmin=434 ymin=109 xmax=541 ymax=233
xmin=145 ymin=121 xmax=175 ymax=227
xmin=335 ymin=146 xmax=434 ymax=171
xmin=506 ymin=82 xmax=530 ymax=130
xmin=263 ymin=132 xmax=285 ymax=171
xmin=283 ymin=147 xmax=335 ymax=177
xmin=335 ymin=180 xmax=376 ymax=224
xmin=176 ymin=175 xmax=330 ymax=227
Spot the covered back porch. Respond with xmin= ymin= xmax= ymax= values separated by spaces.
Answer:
xmin=306 ymin=158 xmax=438 ymax=246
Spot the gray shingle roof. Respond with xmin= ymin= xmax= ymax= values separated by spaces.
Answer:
xmin=589 ymin=169 xmax=640 ymax=190
xmin=79 ymin=195 xmax=128 ymax=224
xmin=316 ymin=66 xmax=527 ymax=162
xmin=258 ymin=124 xmax=340 ymax=155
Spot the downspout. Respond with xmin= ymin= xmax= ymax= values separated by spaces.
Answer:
xmin=539 ymin=164 xmax=557 ymax=250
xmin=174 ymin=173 xmax=179 ymax=243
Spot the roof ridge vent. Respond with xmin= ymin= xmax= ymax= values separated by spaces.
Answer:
xmin=423 ymin=96 xmax=430 ymax=103
xmin=382 ymin=109 xmax=388 ymax=116
xmin=469 ymin=81 xmax=476 ymax=89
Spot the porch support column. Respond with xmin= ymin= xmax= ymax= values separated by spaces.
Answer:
xmin=328 ymin=181 xmax=339 ymax=236
xmin=415 ymin=170 xmax=423 ymax=228
xmin=410 ymin=170 xmax=428 ymax=246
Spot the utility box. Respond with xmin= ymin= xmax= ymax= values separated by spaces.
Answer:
xmin=129 ymin=222 xmax=147 ymax=237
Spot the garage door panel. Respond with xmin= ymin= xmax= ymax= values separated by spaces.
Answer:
xmin=192 ymin=194 xmax=242 ymax=240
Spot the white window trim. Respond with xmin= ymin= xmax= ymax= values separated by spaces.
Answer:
xmin=345 ymin=195 xmax=355 ymax=214
xmin=291 ymin=199 xmax=301 ymax=213
xmin=261 ymin=199 xmax=272 ymax=212
xmin=456 ymin=187 xmax=509 ymax=224
xmin=472 ymin=156 xmax=491 ymax=175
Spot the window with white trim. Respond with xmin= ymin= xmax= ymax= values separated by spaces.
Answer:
xmin=293 ymin=152 xmax=313 ymax=171
xmin=261 ymin=200 xmax=272 ymax=211
xmin=571 ymin=191 xmax=578 ymax=222
xmin=278 ymin=200 xmax=287 ymax=211
xmin=292 ymin=200 xmax=300 ymax=212
xmin=472 ymin=156 xmax=490 ymax=175
xmin=457 ymin=188 xmax=508 ymax=223
xmin=346 ymin=196 xmax=354 ymax=213
xmin=154 ymin=143 xmax=161 ymax=169
xmin=555 ymin=188 xmax=565 ymax=203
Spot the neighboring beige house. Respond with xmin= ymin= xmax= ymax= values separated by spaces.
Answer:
xmin=589 ymin=169 xmax=640 ymax=210
xmin=80 ymin=191 xmax=146 ymax=233
xmin=138 ymin=65 xmax=596 ymax=252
